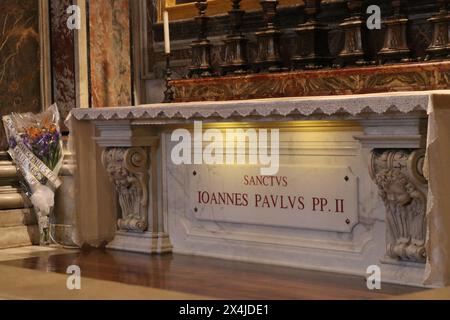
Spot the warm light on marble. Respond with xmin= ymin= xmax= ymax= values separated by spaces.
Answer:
xmin=89 ymin=0 xmax=133 ymax=108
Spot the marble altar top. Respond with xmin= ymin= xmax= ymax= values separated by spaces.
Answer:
xmin=71 ymin=91 xmax=450 ymax=122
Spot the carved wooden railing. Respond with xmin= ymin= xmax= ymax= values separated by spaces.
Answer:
xmin=160 ymin=0 xmax=450 ymax=102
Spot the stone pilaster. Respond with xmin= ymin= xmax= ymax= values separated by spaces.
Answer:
xmin=95 ymin=122 xmax=172 ymax=254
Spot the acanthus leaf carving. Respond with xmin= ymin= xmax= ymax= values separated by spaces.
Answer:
xmin=102 ymin=147 xmax=149 ymax=233
xmin=370 ymin=149 xmax=427 ymax=263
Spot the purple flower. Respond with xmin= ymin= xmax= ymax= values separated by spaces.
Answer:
xmin=8 ymin=137 xmax=17 ymax=149
xmin=21 ymin=134 xmax=32 ymax=150
xmin=52 ymin=131 xmax=60 ymax=142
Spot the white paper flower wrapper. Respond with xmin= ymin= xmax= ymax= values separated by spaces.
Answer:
xmin=30 ymin=185 xmax=55 ymax=216
xmin=2 ymin=104 xmax=64 ymax=245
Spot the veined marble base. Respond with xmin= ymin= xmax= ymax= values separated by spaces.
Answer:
xmin=106 ymin=231 xmax=173 ymax=254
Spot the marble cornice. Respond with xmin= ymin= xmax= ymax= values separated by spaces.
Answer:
xmin=70 ymin=91 xmax=442 ymax=123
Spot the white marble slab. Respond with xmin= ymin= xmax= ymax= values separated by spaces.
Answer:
xmin=70 ymin=91 xmax=436 ymax=121
xmin=189 ymin=164 xmax=358 ymax=233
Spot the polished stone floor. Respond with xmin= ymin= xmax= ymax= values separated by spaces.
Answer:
xmin=0 ymin=245 xmax=70 ymax=262
xmin=0 ymin=246 xmax=428 ymax=300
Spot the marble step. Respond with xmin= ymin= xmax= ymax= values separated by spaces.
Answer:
xmin=0 ymin=159 xmax=19 ymax=186
xmin=0 ymin=186 xmax=27 ymax=210
xmin=0 ymin=225 xmax=39 ymax=249
xmin=0 ymin=162 xmax=17 ymax=178
xmin=0 ymin=208 xmax=36 ymax=228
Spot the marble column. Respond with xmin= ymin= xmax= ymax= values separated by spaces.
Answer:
xmin=49 ymin=0 xmax=77 ymax=119
xmin=89 ymin=0 xmax=133 ymax=108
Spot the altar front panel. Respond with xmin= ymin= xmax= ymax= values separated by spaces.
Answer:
xmin=163 ymin=122 xmax=424 ymax=284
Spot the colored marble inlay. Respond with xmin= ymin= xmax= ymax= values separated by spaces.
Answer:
xmin=0 ymin=0 xmax=41 ymax=150
xmin=50 ymin=0 xmax=77 ymax=123
xmin=171 ymin=61 xmax=450 ymax=102
xmin=89 ymin=0 xmax=132 ymax=108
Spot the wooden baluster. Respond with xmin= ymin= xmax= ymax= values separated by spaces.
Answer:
xmin=426 ymin=0 xmax=450 ymax=60
xmin=378 ymin=0 xmax=411 ymax=64
xmin=338 ymin=0 xmax=368 ymax=66
xmin=254 ymin=0 xmax=284 ymax=73
xmin=188 ymin=0 xmax=213 ymax=78
xmin=221 ymin=0 xmax=250 ymax=75
xmin=292 ymin=0 xmax=331 ymax=70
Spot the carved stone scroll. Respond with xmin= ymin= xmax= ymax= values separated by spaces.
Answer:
xmin=102 ymin=147 xmax=149 ymax=233
xmin=369 ymin=149 xmax=427 ymax=263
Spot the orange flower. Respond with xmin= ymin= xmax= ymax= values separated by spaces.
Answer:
xmin=42 ymin=116 xmax=51 ymax=130
xmin=27 ymin=127 xmax=41 ymax=139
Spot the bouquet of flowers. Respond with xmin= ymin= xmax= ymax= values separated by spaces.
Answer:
xmin=2 ymin=104 xmax=64 ymax=245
